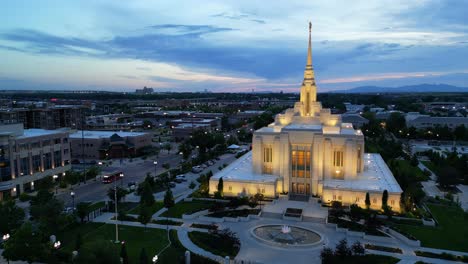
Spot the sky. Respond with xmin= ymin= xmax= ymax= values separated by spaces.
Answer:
xmin=0 ymin=0 xmax=467 ymax=93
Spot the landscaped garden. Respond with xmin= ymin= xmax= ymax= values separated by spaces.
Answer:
xmin=58 ymin=223 xmax=169 ymax=262
xmin=188 ymin=229 xmax=240 ymax=258
xmin=161 ymin=200 xmax=215 ymax=218
xmin=394 ymin=204 xmax=468 ymax=252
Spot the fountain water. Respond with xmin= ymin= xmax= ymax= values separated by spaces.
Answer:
xmin=281 ymin=225 xmax=291 ymax=234
xmin=252 ymin=225 xmax=322 ymax=247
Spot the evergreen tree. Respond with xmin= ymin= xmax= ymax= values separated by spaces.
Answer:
xmin=163 ymin=189 xmax=175 ymax=209
xmin=138 ymin=205 xmax=152 ymax=230
xmin=365 ymin=192 xmax=371 ymax=210
xmin=217 ymin=177 xmax=224 ymax=197
xmin=382 ymin=189 xmax=388 ymax=210
xmin=75 ymin=233 xmax=83 ymax=251
xmin=140 ymin=182 xmax=155 ymax=206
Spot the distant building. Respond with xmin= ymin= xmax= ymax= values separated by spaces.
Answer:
xmin=406 ymin=115 xmax=468 ymax=130
xmin=135 ymin=87 xmax=154 ymax=94
xmin=375 ymin=110 xmax=404 ymax=120
xmin=343 ymin=103 xmax=365 ymax=113
xmin=341 ymin=113 xmax=369 ymax=128
xmin=169 ymin=118 xmax=219 ymax=129
xmin=0 ymin=124 xmax=71 ymax=200
xmin=69 ymin=130 xmax=152 ymax=161
xmin=172 ymin=123 xmax=212 ymax=141
xmin=86 ymin=114 xmax=143 ymax=130
xmin=0 ymin=106 xmax=85 ymax=129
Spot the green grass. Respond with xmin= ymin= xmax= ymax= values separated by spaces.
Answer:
xmin=127 ymin=201 xmax=164 ymax=215
xmin=422 ymin=161 xmax=438 ymax=173
xmin=86 ymin=201 xmax=105 ymax=213
xmin=59 ymin=223 xmax=169 ymax=263
xmin=161 ymin=200 xmax=215 ymax=218
xmin=118 ymin=202 xmax=139 ymax=213
xmin=395 ymin=204 xmax=468 ymax=252
xmin=158 ymin=230 xmax=218 ymax=264
xmin=324 ymin=254 xmax=400 ymax=264
xmin=188 ymin=231 xmax=239 ymax=258
xmin=207 ymin=209 xmax=260 ymax=218
xmin=393 ymin=160 xmax=429 ymax=181
xmin=152 ymin=219 xmax=183 ymax=226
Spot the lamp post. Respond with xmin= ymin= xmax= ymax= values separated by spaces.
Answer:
xmin=120 ymin=173 xmax=124 ymax=188
xmin=114 ymin=175 xmax=119 ymax=243
xmin=53 ymin=174 xmax=58 ymax=194
xmin=152 ymin=255 xmax=158 ymax=263
xmin=70 ymin=191 xmax=75 ymax=211
xmin=3 ymin=234 xmax=10 ymax=264
xmin=153 ymin=161 xmax=158 ymax=177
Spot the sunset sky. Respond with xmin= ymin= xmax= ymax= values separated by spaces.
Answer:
xmin=1 ymin=0 xmax=467 ymax=92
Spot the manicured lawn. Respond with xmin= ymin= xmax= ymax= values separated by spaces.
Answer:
xmin=127 ymin=201 xmax=164 ymax=215
xmin=59 ymin=223 xmax=169 ymax=262
xmin=118 ymin=202 xmax=139 ymax=213
xmin=395 ymin=204 xmax=468 ymax=252
xmin=188 ymin=231 xmax=239 ymax=258
xmin=161 ymin=200 xmax=215 ymax=218
xmin=158 ymin=230 xmax=218 ymax=264
xmin=324 ymin=254 xmax=400 ymax=264
xmin=393 ymin=160 xmax=429 ymax=181
xmin=422 ymin=161 xmax=437 ymax=173
xmin=86 ymin=201 xmax=106 ymax=213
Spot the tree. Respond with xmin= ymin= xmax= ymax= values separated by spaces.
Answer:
xmin=386 ymin=112 xmax=406 ymax=134
xmin=139 ymin=248 xmax=149 ymax=264
xmin=2 ymin=222 xmax=51 ymax=263
xmin=365 ymin=192 xmax=371 ymax=210
xmin=381 ymin=189 xmax=388 ymax=210
xmin=29 ymin=189 xmax=65 ymax=233
xmin=107 ymin=187 xmax=126 ymax=203
xmin=138 ymin=205 xmax=152 ymax=230
xmin=410 ymin=155 xmax=419 ymax=167
xmin=253 ymin=193 xmax=264 ymax=210
xmin=351 ymin=241 xmax=365 ymax=256
xmin=140 ymin=182 xmax=155 ymax=206
xmin=217 ymin=177 xmax=224 ymax=197
xmin=164 ymin=189 xmax=175 ymax=209
xmin=76 ymin=202 xmax=88 ymax=223
xmin=0 ymin=200 xmax=25 ymax=234
xmin=437 ymin=166 xmax=460 ymax=188
xmin=320 ymin=247 xmax=334 ymax=264
xmin=334 ymin=239 xmax=352 ymax=258
xmin=120 ymin=241 xmax=129 ymax=264
xmin=163 ymin=143 xmax=172 ymax=154
xmin=75 ymin=241 xmax=120 ymax=264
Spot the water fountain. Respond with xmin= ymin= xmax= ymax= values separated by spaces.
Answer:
xmin=251 ymin=224 xmax=322 ymax=247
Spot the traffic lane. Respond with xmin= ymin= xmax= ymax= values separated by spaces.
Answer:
xmin=57 ymin=154 xmax=181 ymax=206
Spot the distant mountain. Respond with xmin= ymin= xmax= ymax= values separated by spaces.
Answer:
xmin=331 ymin=84 xmax=468 ymax=93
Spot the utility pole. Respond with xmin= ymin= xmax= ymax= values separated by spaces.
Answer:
xmin=114 ymin=177 xmax=119 ymax=243
xmin=81 ymin=109 xmax=87 ymax=184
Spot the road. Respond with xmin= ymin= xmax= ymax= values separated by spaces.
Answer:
xmin=57 ymin=152 xmax=182 ymax=207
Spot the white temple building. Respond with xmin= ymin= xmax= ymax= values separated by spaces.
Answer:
xmin=209 ymin=23 xmax=402 ymax=212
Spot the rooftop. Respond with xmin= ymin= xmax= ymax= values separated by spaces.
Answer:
xmin=211 ymin=152 xmax=279 ymax=184
xmin=69 ymin=130 xmax=148 ymax=139
xmin=323 ymin=153 xmax=402 ymax=193
xmin=18 ymin=129 xmax=68 ymax=139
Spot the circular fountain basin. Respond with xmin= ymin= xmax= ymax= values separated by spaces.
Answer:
xmin=251 ymin=225 xmax=323 ymax=248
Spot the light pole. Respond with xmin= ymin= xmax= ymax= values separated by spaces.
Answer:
xmin=152 ymin=255 xmax=158 ymax=263
xmin=70 ymin=191 xmax=75 ymax=211
xmin=114 ymin=175 xmax=119 ymax=243
xmin=3 ymin=234 xmax=10 ymax=264
xmin=153 ymin=161 xmax=158 ymax=177
xmin=53 ymin=174 xmax=58 ymax=194
xmin=120 ymin=173 xmax=124 ymax=188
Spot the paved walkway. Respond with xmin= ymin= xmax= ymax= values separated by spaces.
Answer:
xmin=418 ymin=162 xmax=445 ymax=198
xmin=177 ymin=229 xmax=224 ymax=263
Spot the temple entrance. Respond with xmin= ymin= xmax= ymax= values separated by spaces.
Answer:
xmin=291 ymin=183 xmax=311 ymax=195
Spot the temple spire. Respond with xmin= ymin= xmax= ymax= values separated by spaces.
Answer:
xmin=307 ymin=21 xmax=312 ymax=66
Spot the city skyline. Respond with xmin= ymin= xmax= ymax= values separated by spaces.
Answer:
xmin=1 ymin=0 xmax=468 ymax=92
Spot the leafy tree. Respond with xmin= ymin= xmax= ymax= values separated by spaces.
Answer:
xmin=217 ymin=177 xmax=224 ymax=197
xmin=365 ymin=192 xmax=371 ymax=210
xmin=386 ymin=112 xmax=406 ymax=134
xmin=410 ymin=155 xmax=419 ymax=167
xmin=320 ymin=247 xmax=334 ymax=264
xmin=138 ymin=205 xmax=152 ymax=230
xmin=76 ymin=202 xmax=89 ymax=223
xmin=381 ymin=190 xmax=388 ymax=210
xmin=0 ymin=200 xmax=25 ymax=234
xmin=437 ymin=166 xmax=460 ymax=188
xmin=107 ymin=187 xmax=126 ymax=203
xmin=29 ymin=189 xmax=65 ymax=233
xmin=334 ymin=239 xmax=352 ymax=258
xmin=2 ymin=222 xmax=51 ymax=263
xmin=351 ymin=241 xmax=365 ymax=256
xmin=139 ymin=248 xmax=149 ymax=264
xmin=163 ymin=143 xmax=172 ymax=154
xmin=75 ymin=241 xmax=120 ymax=264
xmin=140 ymin=182 xmax=155 ymax=206
xmin=163 ymin=189 xmax=175 ymax=209
xmin=121 ymin=241 xmax=129 ymax=264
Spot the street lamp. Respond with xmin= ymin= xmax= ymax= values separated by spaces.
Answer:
xmin=53 ymin=241 xmax=61 ymax=249
xmin=2 ymin=233 xmax=10 ymax=241
xmin=53 ymin=175 xmax=58 ymax=194
xmin=114 ymin=175 xmax=120 ymax=244
xmin=152 ymin=255 xmax=158 ymax=263
xmin=120 ymin=173 xmax=124 ymax=187
xmin=153 ymin=161 xmax=158 ymax=177
xmin=70 ymin=191 xmax=75 ymax=211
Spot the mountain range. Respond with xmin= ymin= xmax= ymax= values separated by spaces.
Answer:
xmin=332 ymin=84 xmax=468 ymax=93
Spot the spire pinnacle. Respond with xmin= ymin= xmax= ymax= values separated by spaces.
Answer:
xmin=307 ymin=22 xmax=312 ymax=66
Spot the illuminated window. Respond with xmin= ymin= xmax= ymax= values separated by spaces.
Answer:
xmin=262 ymin=146 xmax=273 ymax=174
xmin=355 ymin=197 xmax=360 ymax=203
xmin=373 ymin=198 xmax=377 ymax=204
xmin=390 ymin=200 xmax=395 ymax=206
xmin=333 ymin=150 xmax=344 ymax=167
xmin=291 ymin=145 xmax=311 ymax=178
xmin=228 ymin=186 xmax=232 ymax=191
xmin=357 ymin=147 xmax=362 ymax=173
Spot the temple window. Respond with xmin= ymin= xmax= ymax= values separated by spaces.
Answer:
xmin=291 ymin=145 xmax=311 ymax=178
xmin=262 ymin=146 xmax=273 ymax=174
xmin=333 ymin=150 xmax=343 ymax=167
xmin=357 ymin=147 xmax=362 ymax=173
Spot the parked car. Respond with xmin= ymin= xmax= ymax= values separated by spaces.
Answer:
xmin=169 ymin=183 xmax=176 ymax=188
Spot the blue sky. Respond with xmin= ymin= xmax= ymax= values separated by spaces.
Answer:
xmin=1 ymin=0 xmax=467 ymax=92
